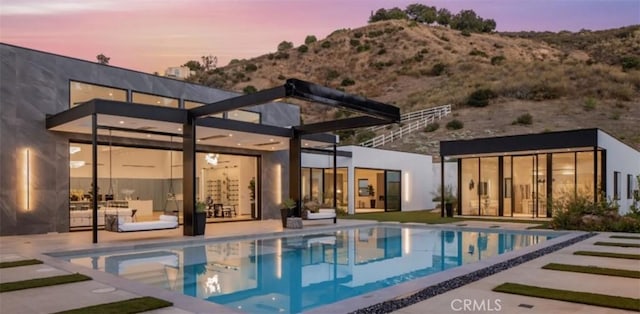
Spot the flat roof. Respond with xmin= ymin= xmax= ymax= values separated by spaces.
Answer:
xmin=440 ymin=129 xmax=600 ymax=157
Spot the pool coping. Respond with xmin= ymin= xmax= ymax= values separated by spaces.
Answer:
xmin=42 ymin=222 xmax=582 ymax=314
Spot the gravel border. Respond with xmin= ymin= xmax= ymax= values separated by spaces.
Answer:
xmin=349 ymin=232 xmax=596 ymax=314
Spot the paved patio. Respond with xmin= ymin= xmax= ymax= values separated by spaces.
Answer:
xmin=1 ymin=219 xmax=637 ymax=313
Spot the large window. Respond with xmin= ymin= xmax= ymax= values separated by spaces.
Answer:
xmin=552 ymin=153 xmax=575 ymax=201
xmin=227 ymin=110 xmax=260 ymax=124
xmin=576 ymin=152 xmax=595 ymax=199
xmin=324 ymin=168 xmax=348 ymax=207
xmin=184 ymin=100 xmax=223 ymax=118
xmin=614 ymin=171 xmax=621 ymax=200
xmin=70 ymin=81 xmax=126 ymax=108
xmin=479 ymin=157 xmax=499 ymax=216
xmin=69 ymin=143 xmax=258 ymax=229
xmin=461 ymin=158 xmax=479 ymax=216
xmin=132 ymin=91 xmax=179 ymax=107
xmin=629 ymin=174 xmax=634 ymax=200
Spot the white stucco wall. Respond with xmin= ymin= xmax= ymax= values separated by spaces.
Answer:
xmin=598 ymin=130 xmax=640 ymax=214
xmin=301 ymin=146 xmax=433 ymax=213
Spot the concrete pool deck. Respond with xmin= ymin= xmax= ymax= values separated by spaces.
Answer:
xmin=0 ymin=219 xmax=633 ymax=314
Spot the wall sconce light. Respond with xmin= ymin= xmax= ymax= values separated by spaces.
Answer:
xmin=21 ymin=148 xmax=31 ymax=211
xmin=404 ymin=172 xmax=410 ymax=202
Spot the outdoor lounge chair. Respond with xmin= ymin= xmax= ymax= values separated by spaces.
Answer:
xmin=302 ymin=208 xmax=337 ymax=224
xmin=105 ymin=214 xmax=178 ymax=232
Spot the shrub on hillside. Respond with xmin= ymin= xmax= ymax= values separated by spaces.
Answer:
xmin=243 ymin=85 xmax=258 ymax=94
xmin=304 ymin=35 xmax=317 ymax=45
xmin=424 ymin=122 xmax=440 ymax=132
xmin=491 ymin=55 xmax=506 ymax=65
xmin=350 ymin=39 xmax=361 ymax=47
xmin=356 ymin=130 xmax=376 ymax=143
xmin=469 ymin=49 xmax=488 ymax=58
xmin=244 ymin=63 xmax=258 ymax=72
xmin=621 ymin=56 xmax=640 ymax=71
xmin=354 ymin=32 xmax=363 ymax=38
xmin=277 ymin=74 xmax=286 ymax=80
xmin=297 ymin=45 xmax=309 ymax=53
xmin=321 ymin=41 xmax=331 ymax=49
xmin=467 ymin=88 xmax=497 ymax=107
xmin=583 ymin=97 xmax=597 ymax=111
xmin=341 ymin=78 xmax=356 ymax=86
xmin=326 ymin=69 xmax=340 ymax=81
xmin=446 ymin=119 xmax=464 ymax=130
xmin=274 ymin=52 xmax=289 ymax=60
xmin=461 ymin=30 xmax=471 ymax=37
xmin=513 ymin=113 xmax=533 ymax=125
xmin=277 ymin=41 xmax=293 ymax=51
xmin=431 ymin=63 xmax=447 ymax=76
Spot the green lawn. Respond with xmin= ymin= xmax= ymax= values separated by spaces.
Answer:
xmin=341 ymin=210 xmax=550 ymax=227
xmin=493 ymin=282 xmax=640 ymax=312
xmin=0 ymin=274 xmax=91 ymax=293
xmin=54 ymin=297 xmax=172 ymax=314
xmin=594 ymin=241 xmax=640 ymax=248
xmin=0 ymin=259 xmax=43 ymax=269
xmin=542 ymin=263 xmax=640 ymax=278
xmin=574 ymin=251 xmax=640 ymax=260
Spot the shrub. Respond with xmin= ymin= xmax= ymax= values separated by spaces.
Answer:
xmin=491 ymin=55 xmax=506 ymax=65
xmin=493 ymin=43 xmax=504 ymax=49
xmin=228 ymin=59 xmax=240 ymax=65
xmin=354 ymin=32 xmax=363 ymax=38
xmin=368 ymin=30 xmax=384 ymax=38
xmin=551 ymin=195 xmax=640 ymax=232
xmin=583 ymin=97 xmax=597 ymax=111
xmin=243 ymin=85 xmax=257 ymax=94
xmin=377 ymin=48 xmax=386 ymax=55
xmin=446 ymin=119 xmax=464 ymax=130
xmin=350 ymin=39 xmax=360 ymax=47
xmin=469 ymin=49 xmax=488 ymax=58
xmin=513 ymin=113 xmax=533 ymax=125
xmin=326 ymin=69 xmax=340 ymax=81
xmin=277 ymin=41 xmax=293 ymax=51
xmin=431 ymin=63 xmax=447 ymax=76
xmin=461 ymin=30 xmax=471 ymax=37
xmin=340 ymin=78 xmax=356 ymax=86
xmin=304 ymin=35 xmax=317 ymax=45
xmin=621 ymin=56 xmax=640 ymax=71
xmin=277 ymin=74 xmax=286 ymax=80
xmin=297 ymin=45 xmax=308 ymax=53
xmin=467 ymin=88 xmax=497 ymax=107
xmin=274 ymin=52 xmax=289 ymax=60
xmin=424 ymin=122 xmax=439 ymax=132
xmin=414 ymin=53 xmax=424 ymax=62
xmin=244 ymin=63 xmax=258 ymax=72
xmin=321 ymin=41 xmax=331 ymax=49
xmin=356 ymin=130 xmax=376 ymax=143
xmin=357 ymin=44 xmax=371 ymax=52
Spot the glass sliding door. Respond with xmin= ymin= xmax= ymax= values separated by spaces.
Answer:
xmin=461 ymin=158 xmax=480 ymax=215
xmin=503 ymin=157 xmax=512 ymax=217
xmin=512 ymin=156 xmax=535 ymax=218
xmin=385 ymin=170 xmax=401 ymax=212
xmin=479 ymin=157 xmax=499 ymax=216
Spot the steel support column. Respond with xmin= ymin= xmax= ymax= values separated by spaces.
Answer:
xmin=183 ymin=113 xmax=197 ymax=236
xmin=289 ymin=133 xmax=302 ymax=216
xmin=440 ymin=155 xmax=445 ymax=218
xmin=91 ymin=113 xmax=98 ymax=243
xmin=333 ymin=144 xmax=337 ymax=208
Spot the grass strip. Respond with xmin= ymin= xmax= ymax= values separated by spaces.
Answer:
xmin=542 ymin=263 xmax=640 ymax=278
xmin=594 ymin=241 xmax=640 ymax=248
xmin=493 ymin=282 xmax=640 ymax=312
xmin=574 ymin=251 xmax=640 ymax=260
xmin=611 ymin=235 xmax=640 ymax=240
xmin=54 ymin=296 xmax=173 ymax=314
xmin=0 ymin=259 xmax=43 ymax=269
xmin=0 ymin=273 xmax=90 ymax=293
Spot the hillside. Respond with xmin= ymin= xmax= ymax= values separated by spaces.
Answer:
xmin=187 ymin=20 xmax=640 ymax=156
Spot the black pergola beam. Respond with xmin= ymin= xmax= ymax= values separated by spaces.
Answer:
xmin=285 ymin=79 xmax=400 ymax=123
xmin=294 ymin=116 xmax=390 ymax=135
xmin=46 ymin=101 xmax=97 ymax=129
xmin=190 ymin=86 xmax=287 ymax=118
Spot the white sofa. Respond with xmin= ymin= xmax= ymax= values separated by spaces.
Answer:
xmin=106 ymin=214 xmax=178 ymax=232
xmin=303 ymin=208 xmax=337 ymax=223
xmin=70 ymin=207 xmax=135 ymax=228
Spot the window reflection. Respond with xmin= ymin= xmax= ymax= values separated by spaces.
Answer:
xmin=70 ymin=81 xmax=126 ymax=108
xmin=132 ymin=91 xmax=179 ymax=107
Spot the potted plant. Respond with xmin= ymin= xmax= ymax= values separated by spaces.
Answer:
xmin=368 ymin=185 xmax=376 ymax=208
xmin=248 ymin=177 xmax=256 ymax=217
xmin=432 ymin=185 xmax=457 ymax=217
xmin=280 ymin=198 xmax=296 ymax=228
xmin=195 ymin=201 xmax=207 ymax=235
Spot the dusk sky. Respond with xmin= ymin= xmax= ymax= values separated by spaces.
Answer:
xmin=1 ymin=0 xmax=638 ymax=74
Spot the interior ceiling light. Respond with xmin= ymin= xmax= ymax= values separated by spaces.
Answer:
xmin=119 ymin=120 xmax=124 ymax=124
xmin=205 ymin=153 xmax=219 ymax=166
xmin=69 ymin=146 xmax=81 ymax=155
xmin=228 ymin=133 xmax=233 ymax=137
xmin=69 ymin=160 xmax=86 ymax=168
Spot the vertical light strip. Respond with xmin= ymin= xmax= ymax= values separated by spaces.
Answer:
xmin=276 ymin=239 xmax=282 ymax=278
xmin=25 ymin=149 xmax=30 ymax=210
xmin=275 ymin=164 xmax=282 ymax=204
xmin=404 ymin=172 xmax=410 ymax=202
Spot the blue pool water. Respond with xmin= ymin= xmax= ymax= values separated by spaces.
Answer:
xmin=65 ymin=226 xmax=554 ymax=313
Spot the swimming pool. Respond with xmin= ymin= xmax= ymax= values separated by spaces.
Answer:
xmin=64 ymin=225 xmax=555 ymax=313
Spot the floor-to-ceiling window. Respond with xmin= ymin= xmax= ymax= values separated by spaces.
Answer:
xmin=503 ymin=157 xmax=512 ymax=216
xmin=460 ymin=159 xmax=479 ymax=215
xmin=479 ymin=157 xmax=499 ymax=216
xmin=69 ymin=143 xmax=259 ymax=229
xmin=323 ymin=168 xmax=348 ymax=208
xmin=512 ymin=156 xmax=535 ymax=217
xmin=354 ymin=168 xmax=401 ymax=213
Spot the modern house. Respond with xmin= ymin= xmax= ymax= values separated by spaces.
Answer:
xmin=439 ymin=129 xmax=640 ymax=218
xmin=3 ymin=43 xmax=449 ymax=238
